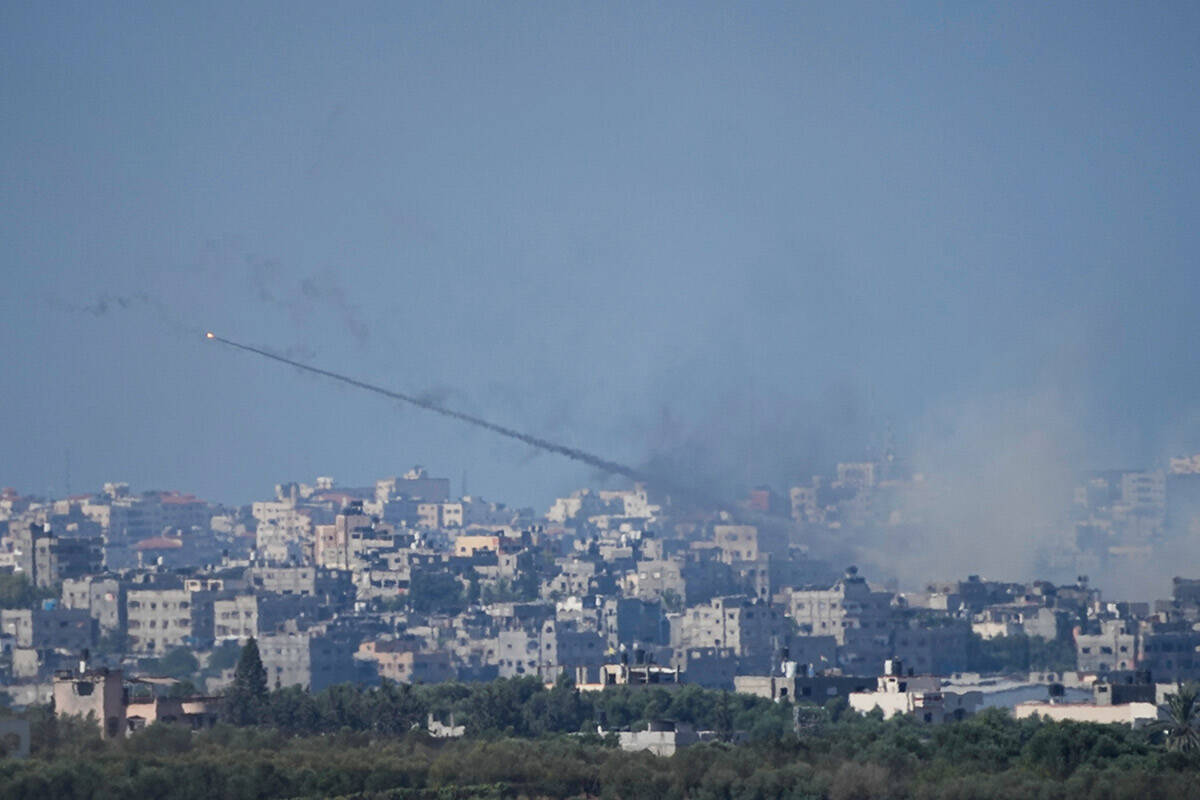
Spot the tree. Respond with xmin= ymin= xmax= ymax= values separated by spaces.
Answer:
xmin=0 ymin=573 xmax=55 ymax=609
xmin=148 ymin=647 xmax=200 ymax=681
xmin=1151 ymin=682 xmax=1200 ymax=754
xmin=225 ymin=638 xmax=269 ymax=725
xmin=408 ymin=570 xmax=466 ymax=614
xmin=660 ymin=589 xmax=683 ymax=613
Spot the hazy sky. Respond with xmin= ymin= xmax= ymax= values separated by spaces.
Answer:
xmin=3 ymin=2 xmax=1199 ymax=511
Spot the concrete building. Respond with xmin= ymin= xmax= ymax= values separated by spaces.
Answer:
xmin=672 ymin=646 xmax=739 ymax=689
xmin=247 ymin=566 xmax=354 ymax=605
xmin=33 ymin=532 xmax=103 ymax=587
xmin=599 ymin=596 xmax=668 ymax=652
xmin=1 ymin=607 xmax=96 ymax=652
xmin=788 ymin=569 xmax=894 ymax=672
xmin=61 ymin=577 xmax=125 ymax=633
xmin=357 ymin=639 xmax=454 ymax=684
xmin=125 ymin=588 xmax=214 ymax=654
xmin=213 ymin=595 xmax=259 ymax=642
xmin=848 ymin=662 xmax=982 ymax=723
xmin=1075 ymin=619 xmax=1137 ymax=673
xmin=713 ymin=525 xmax=758 ymax=564
xmin=617 ymin=720 xmax=698 ymax=756
xmin=598 ymin=662 xmax=681 ymax=687
xmin=672 ymin=596 xmax=780 ymax=665
xmin=622 ymin=559 xmax=685 ymax=603
xmin=125 ymin=695 xmax=221 ymax=732
xmin=454 ymin=534 xmax=502 ymax=557
xmin=375 ymin=469 xmax=450 ymax=504
xmin=735 ymin=672 xmax=875 ymax=704
xmin=259 ymin=628 xmax=366 ymax=691
xmin=892 ymin=620 xmax=970 ymax=676
xmin=52 ymin=667 xmax=126 ymax=739
xmin=1014 ymin=701 xmax=1160 ymax=728
xmin=253 ymin=507 xmax=312 ymax=564
xmin=1138 ymin=624 xmax=1200 ymax=682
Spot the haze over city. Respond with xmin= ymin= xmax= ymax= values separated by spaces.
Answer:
xmin=9 ymin=5 xmax=1200 ymax=797
xmin=4 ymin=3 xmax=1200 ymax=520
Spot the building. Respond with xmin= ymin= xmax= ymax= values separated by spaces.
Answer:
xmin=672 ymin=596 xmax=780 ymax=666
xmin=788 ymin=568 xmax=894 ymax=672
xmin=1075 ymin=619 xmax=1137 ymax=673
xmin=735 ymin=672 xmax=875 ymax=704
xmin=617 ymin=720 xmax=698 ymax=756
xmin=33 ymin=532 xmax=103 ymax=587
xmin=61 ymin=577 xmax=125 ymax=633
xmin=713 ymin=525 xmax=758 ymax=564
xmin=52 ymin=667 xmax=126 ymax=739
xmin=127 ymin=585 xmax=220 ymax=652
xmin=1014 ymin=701 xmax=1159 ymax=728
xmin=357 ymin=639 xmax=454 ymax=684
xmin=1 ymin=607 xmax=96 ymax=652
xmin=213 ymin=595 xmax=259 ymax=642
xmin=597 ymin=661 xmax=681 ymax=687
xmin=259 ymin=628 xmax=367 ymax=691
xmin=848 ymin=660 xmax=982 ymax=723
xmin=248 ymin=566 xmax=354 ymax=605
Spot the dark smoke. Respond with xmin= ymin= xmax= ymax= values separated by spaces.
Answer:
xmin=207 ymin=333 xmax=655 ymax=487
xmin=245 ymin=255 xmax=371 ymax=346
xmin=52 ymin=292 xmax=152 ymax=316
xmin=45 ymin=291 xmax=201 ymax=339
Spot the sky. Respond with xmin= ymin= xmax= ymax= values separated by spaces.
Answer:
xmin=3 ymin=2 xmax=1200 ymax=527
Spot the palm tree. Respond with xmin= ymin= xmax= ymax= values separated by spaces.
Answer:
xmin=1151 ymin=682 xmax=1200 ymax=753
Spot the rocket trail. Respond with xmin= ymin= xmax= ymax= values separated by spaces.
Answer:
xmin=205 ymin=333 xmax=650 ymax=484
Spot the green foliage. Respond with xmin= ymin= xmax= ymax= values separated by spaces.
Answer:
xmin=207 ymin=640 xmax=242 ymax=674
xmin=660 ymin=589 xmax=683 ymax=613
xmin=0 ymin=573 xmax=56 ymax=610
xmin=407 ymin=571 xmax=466 ymax=614
xmin=224 ymin=638 xmax=269 ymax=725
xmin=1150 ymin=682 xmax=1200 ymax=754
xmin=146 ymin=646 xmax=201 ymax=681
xmin=93 ymin=629 xmax=127 ymax=657
xmin=10 ymin=677 xmax=1200 ymax=799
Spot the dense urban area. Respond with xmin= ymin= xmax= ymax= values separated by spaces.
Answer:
xmin=5 ymin=453 xmax=1200 ymax=798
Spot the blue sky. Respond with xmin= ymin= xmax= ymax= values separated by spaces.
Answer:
xmin=3 ymin=2 xmax=1199 ymax=509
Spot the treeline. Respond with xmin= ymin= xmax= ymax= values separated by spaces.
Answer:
xmin=3 ymin=704 xmax=1199 ymax=799
xmin=232 ymin=674 xmax=795 ymax=741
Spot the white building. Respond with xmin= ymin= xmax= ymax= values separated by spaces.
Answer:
xmin=1014 ymin=701 xmax=1160 ymax=728
xmin=849 ymin=661 xmax=982 ymax=724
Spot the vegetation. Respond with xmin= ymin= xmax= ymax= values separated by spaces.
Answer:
xmin=5 ymin=665 xmax=1200 ymax=799
xmin=143 ymin=647 xmax=201 ymax=681
xmin=3 ymin=696 xmax=1200 ymax=800
xmin=1150 ymin=683 xmax=1200 ymax=753
xmin=0 ymin=573 xmax=57 ymax=610
xmin=222 ymin=638 xmax=269 ymax=725
xmin=406 ymin=571 xmax=468 ymax=614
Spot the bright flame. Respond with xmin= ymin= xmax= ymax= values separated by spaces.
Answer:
xmin=205 ymin=332 xmax=215 ymax=339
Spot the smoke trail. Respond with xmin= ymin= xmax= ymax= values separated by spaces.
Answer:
xmin=206 ymin=333 xmax=651 ymax=485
